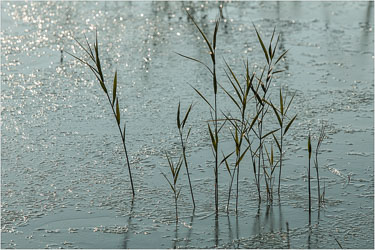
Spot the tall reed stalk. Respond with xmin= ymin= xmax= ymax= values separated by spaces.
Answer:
xmin=177 ymin=11 xmax=221 ymax=213
xmin=315 ymin=123 xmax=326 ymax=206
xmin=307 ymin=132 xmax=312 ymax=224
xmin=177 ymin=102 xmax=195 ymax=209
xmin=67 ymin=32 xmax=135 ymax=197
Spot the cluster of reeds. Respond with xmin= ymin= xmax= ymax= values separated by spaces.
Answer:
xmin=67 ymin=32 xmax=135 ymax=197
xmin=68 ymin=11 xmax=329 ymax=221
xmin=179 ymin=13 xmax=296 ymax=212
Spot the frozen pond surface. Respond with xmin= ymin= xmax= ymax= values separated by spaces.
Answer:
xmin=1 ymin=1 xmax=374 ymax=249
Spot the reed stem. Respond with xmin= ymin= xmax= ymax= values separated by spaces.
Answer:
xmin=308 ymin=133 xmax=312 ymax=224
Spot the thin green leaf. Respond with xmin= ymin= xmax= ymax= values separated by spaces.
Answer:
xmin=83 ymin=34 xmax=95 ymax=61
xmin=166 ymin=153 xmax=175 ymax=176
xmin=251 ymin=85 xmax=263 ymax=106
xmin=273 ymin=103 xmax=282 ymax=127
xmin=177 ymin=101 xmax=181 ymax=130
xmin=223 ymin=69 xmax=243 ymax=104
xmin=272 ymin=34 xmax=280 ymax=58
xmin=265 ymin=145 xmax=271 ymax=165
xmin=220 ymin=151 xmax=234 ymax=166
xmin=65 ymin=50 xmax=99 ymax=75
xmin=190 ymin=84 xmax=214 ymax=111
xmin=264 ymin=99 xmax=282 ymax=127
xmin=174 ymin=157 xmax=183 ymax=185
xmin=175 ymin=52 xmax=213 ymax=75
xmin=269 ymin=26 xmax=276 ymax=60
xmin=280 ymin=88 xmax=284 ymax=115
xmin=213 ymin=19 xmax=220 ymax=51
xmin=73 ymin=37 xmax=93 ymax=62
xmin=94 ymin=34 xmax=104 ymax=83
xmin=99 ymin=80 xmax=107 ymax=94
xmin=236 ymin=145 xmax=250 ymax=166
xmin=116 ymin=98 xmax=120 ymax=125
xmin=185 ymin=127 xmax=192 ymax=142
xmin=215 ymin=131 xmax=219 ymax=152
xmin=224 ymin=59 xmax=244 ymax=97
xmin=176 ymin=187 xmax=182 ymax=200
xmin=253 ymin=24 xmax=269 ymax=64
xmin=275 ymin=49 xmax=289 ymax=65
xmin=161 ymin=172 xmax=175 ymax=192
xmin=186 ymin=10 xmax=215 ymax=64
xmin=217 ymin=117 xmax=228 ymax=134
xmin=112 ymin=71 xmax=117 ymax=106
xmin=218 ymin=83 xmax=241 ymax=111
xmin=271 ymin=159 xmax=280 ymax=175
xmin=208 ymin=124 xmax=217 ymax=151
xmin=223 ymin=157 xmax=231 ymax=176
xmin=213 ymin=68 xmax=218 ymax=94
xmin=272 ymin=133 xmax=281 ymax=152
xmin=261 ymin=128 xmax=280 ymax=140
xmin=285 ymin=93 xmax=296 ymax=115
xmin=234 ymin=128 xmax=239 ymax=156
xmin=284 ymin=114 xmax=297 ymax=136
xmin=249 ymin=110 xmax=260 ymax=131
xmin=182 ymin=103 xmax=193 ymax=129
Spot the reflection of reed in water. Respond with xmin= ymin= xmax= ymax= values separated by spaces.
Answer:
xmin=122 ymin=200 xmax=134 ymax=249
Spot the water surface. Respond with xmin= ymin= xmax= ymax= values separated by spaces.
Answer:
xmin=1 ymin=1 xmax=374 ymax=248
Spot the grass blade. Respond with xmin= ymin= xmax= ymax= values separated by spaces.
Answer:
xmin=175 ymin=52 xmax=213 ymax=75
xmin=272 ymin=133 xmax=281 ymax=152
xmin=285 ymin=92 xmax=296 ymax=115
xmin=236 ymin=145 xmax=250 ymax=166
xmin=182 ymin=103 xmax=193 ymax=129
xmin=284 ymin=114 xmax=297 ymax=136
xmin=269 ymin=27 xmax=276 ymax=60
xmin=186 ymin=127 xmax=192 ymax=142
xmin=261 ymin=128 xmax=280 ymax=140
xmin=177 ymin=101 xmax=181 ymax=130
xmin=162 ymin=172 xmax=175 ymax=192
xmin=251 ymin=85 xmax=263 ymax=106
xmin=186 ymin=10 xmax=215 ymax=63
xmin=112 ymin=71 xmax=117 ymax=106
xmin=218 ymin=83 xmax=241 ymax=111
xmin=213 ymin=19 xmax=220 ymax=50
xmin=279 ymin=88 xmax=284 ymax=115
xmin=189 ymin=84 xmax=214 ymax=111
xmin=224 ymin=59 xmax=244 ymax=97
xmin=275 ymin=49 xmax=289 ymax=65
xmin=208 ymin=124 xmax=217 ymax=151
xmin=253 ymin=24 xmax=269 ymax=64
xmin=249 ymin=110 xmax=260 ymax=131
xmin=263 ymin=99 xmax=282 ymax=127
xmin=272 ymin=34 xmax=280 ymax=57
xmin=115 ymin=98 xmax=120 ymax=125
